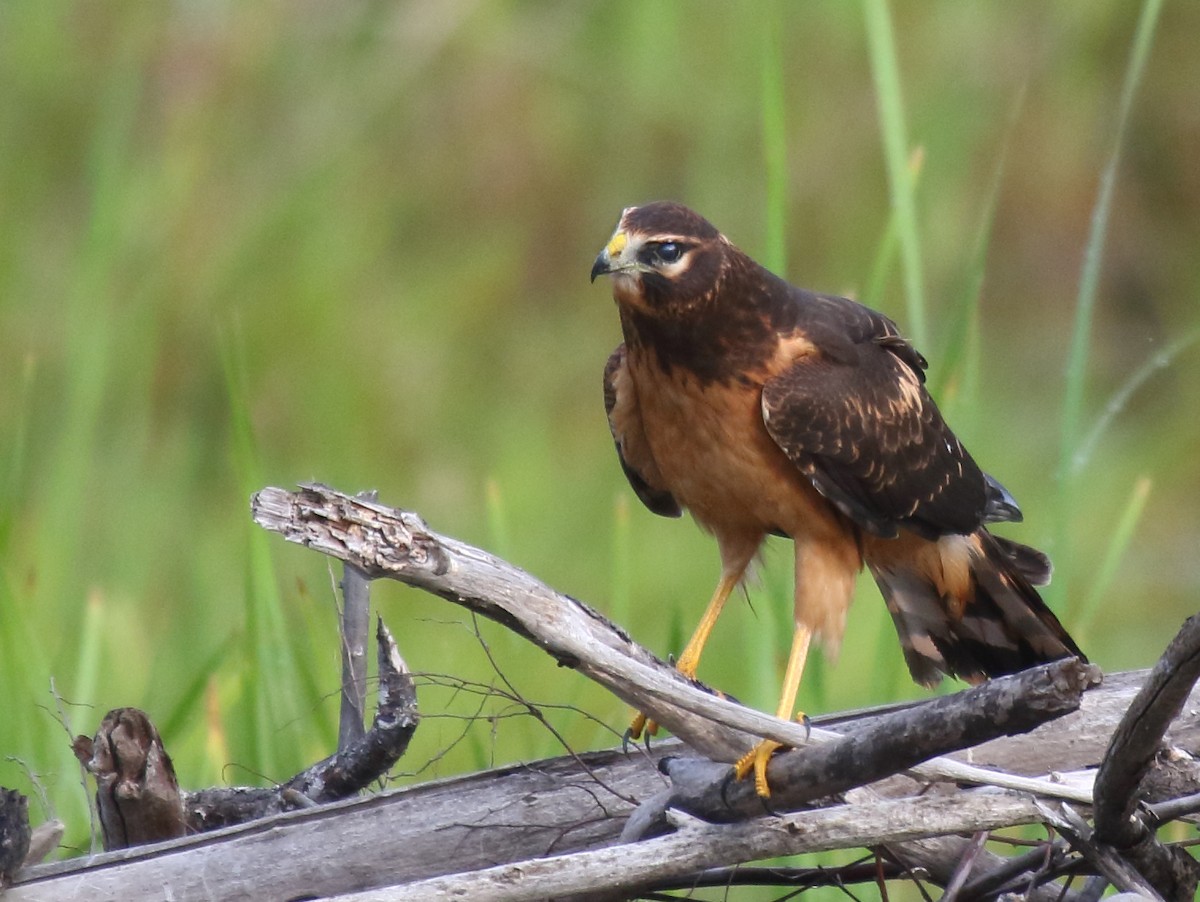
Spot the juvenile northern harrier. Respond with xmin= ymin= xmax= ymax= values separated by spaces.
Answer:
xmin=591 ymin=201 xmax=1084 ymax=795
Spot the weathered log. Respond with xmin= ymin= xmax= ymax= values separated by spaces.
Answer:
xmin=11 ymin=486 xmax=1194 ymax=899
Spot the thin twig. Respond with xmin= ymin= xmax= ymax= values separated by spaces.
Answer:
xmin=337 ymin=491 xmax=377 ymax=749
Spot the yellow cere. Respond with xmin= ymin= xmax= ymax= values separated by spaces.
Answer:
xmin=605 ymin=231 xmax=628 ymax=259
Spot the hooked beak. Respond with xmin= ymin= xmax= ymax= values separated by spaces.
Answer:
xmin=590 ymin=249 xmax=612 ymax=283
xmin=590 ymin=230 xmax=630 ymax=282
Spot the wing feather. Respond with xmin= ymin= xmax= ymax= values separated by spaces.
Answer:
xmin=761 ymin=324 xmax=987 ymax=539
xmin=604 ymin=345 xmax=682 ymax=518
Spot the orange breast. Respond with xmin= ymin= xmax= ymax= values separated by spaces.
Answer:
xmin=627 ymin=352 xmax=845 ymax=547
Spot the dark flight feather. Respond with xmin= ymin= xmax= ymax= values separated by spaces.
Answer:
xmin=872 ymin=531 xmax=1082 ymax=686
xmin=761 ymin=304 xmax=988 ymax=540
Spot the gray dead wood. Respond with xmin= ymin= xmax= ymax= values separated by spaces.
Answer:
xmin=188 ymin=618 xmax=418 ymax=833
xmin=639 ymin=659 xmax=1093 ymax=827
xmin=338 ymin=489 xmax=378 ymax=750
xmin=320 ymin=790 xmax=1049 ymax=902
xmin=65 ymin=619 xmax=418 ymax=852
xmin=71 ymin=709 xmax=187 ymax=850
xmin=10 ymin=668 xmax=1200 ymax=901
xmin=13 ymin=485 xmax=1195 ymax=899
xmin=1090 ymin=614 xmax=1200 ymax=899
xmin=249 ymin=483 xmax=1097 ymax=805
xmin=8 ymin=745 xmax=673 ymax=901
xmin=0 ymin=789 xmax=30 ymax=888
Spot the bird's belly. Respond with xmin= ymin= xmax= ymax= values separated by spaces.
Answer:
xmin=635 ymin=370 xmax=833 ymax=541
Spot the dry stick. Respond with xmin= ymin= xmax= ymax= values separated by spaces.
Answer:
xmin=337 ymin=490 xmax=378 ymax=749
xmin=17 ymin=673 xmax=1198 ymax=900
xmin=1036 ymin=801 xmax=1162 ymax=900
xmin=1091 ymin=614 xmax=1200 ymax=899
xmin=186 ymin=619 xmax=418 ymax=832
xmin=630 ymin=660 xmax=1092 ymax=828
xmin=250 ymin=484 xmax=1098 ymax=805
xmin=939 ymin=830 xmax=988 ymax=902
xmin=248 ymin=484 xmax=1112 ymax=900
xmin=337 ymin=564 xmax=372 ymax=747
xmin=1147 ymin=790 xmax=1200 ymax=826
xmin=322 ymin=790 xmax=1050 ymax=902
xmin=956 ymin=838 xmax=1071 ymax=900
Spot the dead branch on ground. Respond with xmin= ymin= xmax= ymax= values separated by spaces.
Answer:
xmin=9 ymin=484 xmax=1200 ymax=901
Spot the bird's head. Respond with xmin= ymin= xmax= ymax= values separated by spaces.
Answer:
xmin=590 ymin=202 xmax=727 ymax=316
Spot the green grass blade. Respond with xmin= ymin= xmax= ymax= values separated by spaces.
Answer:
xmin=609 ymin=494 xmax=632 ymax=633
xmin=862 ymin=208 xmax=899 ymax=311
xmin=760 ymin=0 xmax=787 ymax=276
xmin=484 ymin=477 xmax=512 ymax=560
xmin=931 ymin=85 xmax=1026 ymax=409
xmin=863 ymin=0 xmax=927 ymax=347
xmin=1055 ymin=0 xmax=1163 ymax=484
xmin=159 ymin=632 xmax=237 ymax=744
xmin=220 ymin=322 xmax=319 ymax=780
xmin=861 ymin=147 xmax=923 ymax=313
xmin=0 ymin=353 xmax=35 ymax=552
xmin=1053 ymin=0 xmax=1163 ymax=608
xmin=1070 ymin=326 xmax=1200 ymax=478
xmin=72 ymin=590 xmax=105 ymax=709
xmin=1074 ymin=476 xmax=1152 ymax=643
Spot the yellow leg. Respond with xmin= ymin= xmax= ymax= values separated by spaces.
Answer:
xmin=676 ymin=569 xmax=744 ymax=678
xmin=734 ymin=623 xmax=813 ymax=797
xmin=629 ymin=566 xmax=748 ymax=742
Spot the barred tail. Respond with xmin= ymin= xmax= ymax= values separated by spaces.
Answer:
xmin=868 ymin=529 xmax=1085 ymax=688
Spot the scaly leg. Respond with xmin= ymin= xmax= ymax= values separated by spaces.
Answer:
xmin=733 ymin=622 xmax=812 ymax=796
xmin=628 ymin=564 xmax=749 ymax=741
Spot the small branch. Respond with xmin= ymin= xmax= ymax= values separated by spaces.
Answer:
xmin=939 ymin=830 xmax=987 ymax=902
xmin=188 ymin=619 xmax=417 ymax=831
xmin=631 ymin=660 xmax=1093 ymax=827
xmin=250 ymin=484 xmax=1098 ymax=806
xmin=338 ymin=491 xmax=377 ymax=749
xmin=14 ymin=671 xmax=1200 ymax=901
xmin=955 ymin=838 xmax=1072 ymax=900
xmin=1037 ymin=801 xmax=1163 ymax=900
xmin=316 ymin=791 xmax=1049 ymax=902
xmin=1093 ymin=615 xmax=1200 ymax=898
xmin=288 ymin=618 xmax=418 ymax=802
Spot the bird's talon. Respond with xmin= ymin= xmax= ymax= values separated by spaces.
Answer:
xmin=733 ymin=739 xmax=786 ymax=798
xmin=627 ymin=711 xmax=659 ymax=749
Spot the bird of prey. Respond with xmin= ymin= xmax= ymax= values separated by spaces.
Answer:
xmin=591 ymin=201 xmax=1084 ymax=796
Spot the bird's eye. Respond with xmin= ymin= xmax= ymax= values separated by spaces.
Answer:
xmin=655 ymin=242 xmax=682 ymax=264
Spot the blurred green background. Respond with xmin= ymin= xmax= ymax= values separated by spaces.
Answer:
xmin=1 ymin=0 xmax=1198 ymax=881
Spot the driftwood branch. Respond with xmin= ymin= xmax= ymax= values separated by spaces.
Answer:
xmin=249 ymin=483 xmax=1098 ymax=804
xmin=324 ymin=790 xmax=1052 ymax=902
xmin=0 ymin=790 xmax=30 ymax=888
xmin=12 ymin=670 xmax=1200 ymax=900
xmin=11 ymin=484 xmax=1199 ymax=899
xmin=71 ymin=709 xmax=187 ymax=850
xmin=337 ymin=489 xmax=378 ymax=750
xmin=1091 ymin=614 xmax=1200 ymax=899
xmin=187 ymin=617 xmax=418 ymax=833
xmin=71 ymin=620 xmax=418 ymax=845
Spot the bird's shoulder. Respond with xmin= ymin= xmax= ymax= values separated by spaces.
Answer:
xmin=760 ymin=273 xmax=928 ymax=381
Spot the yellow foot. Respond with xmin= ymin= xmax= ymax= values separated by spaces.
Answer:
xmin=732 ymin=713 xmax=811 ymax=797
xmin=733 ymin=739 xmax=784 ymax=797
xmin=626 ymin=710 xmax=659 ymax=745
